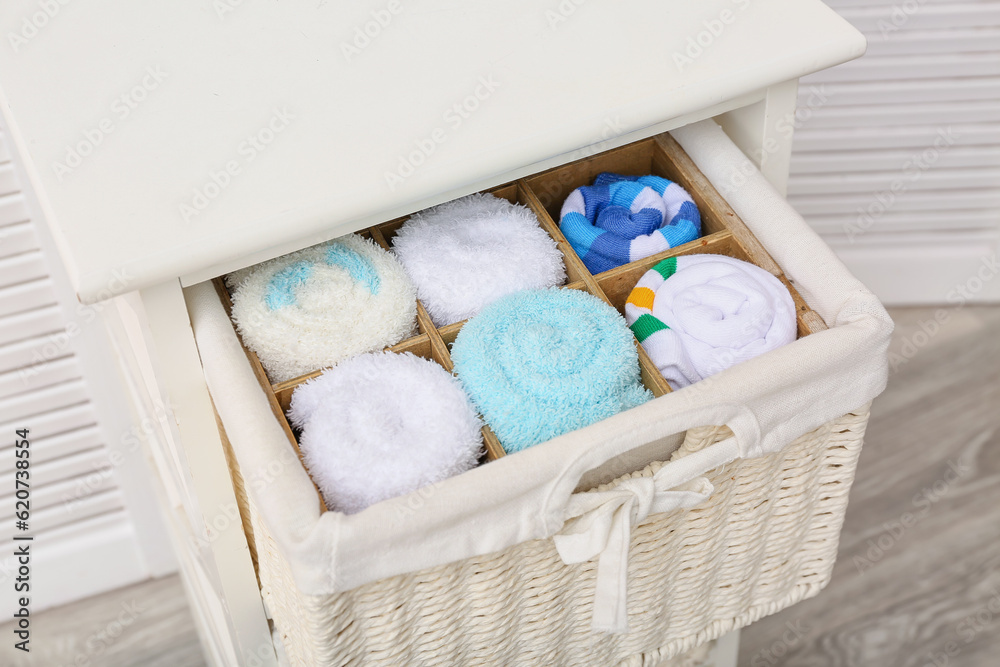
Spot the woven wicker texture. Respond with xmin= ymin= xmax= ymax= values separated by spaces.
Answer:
xmin=230 ymin=407 xmax=868 ymax=666
xmin=204 ymin=132 xmax=885 ymax=665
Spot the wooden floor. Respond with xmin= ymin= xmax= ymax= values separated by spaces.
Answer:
xmin=0 ymin=574 xmax=206 ymax=667
xmin=2 ymin=306 xmax=997 ymax=666
xmin=739 ymin=305 xmax=1000 ymax=667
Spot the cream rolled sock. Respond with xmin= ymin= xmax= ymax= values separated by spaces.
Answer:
xmin=228 ymin=234 xmax=417 ymax=383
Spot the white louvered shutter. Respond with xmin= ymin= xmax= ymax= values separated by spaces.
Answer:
xmin=0 ymin=127 xmax=173 ymax=615
xmin=789 ymin=0 xmax=1000 ymax=304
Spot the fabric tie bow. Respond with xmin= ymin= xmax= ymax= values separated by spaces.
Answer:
xmin=553 ymin=472 xmax=714 ymax=633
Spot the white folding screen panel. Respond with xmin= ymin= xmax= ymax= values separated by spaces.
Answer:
xmin=789 ymin=0 xmax=1000 ymax=304
xmin=0 ymin=125 xmax=175 ymax=616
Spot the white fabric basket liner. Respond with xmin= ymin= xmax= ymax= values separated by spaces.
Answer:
xmin=188 ymin=119 xmax=892 ymax=604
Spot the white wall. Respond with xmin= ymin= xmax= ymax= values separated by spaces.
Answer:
xmin=790 ymin=0 xmax=1000 ymax=304
xmin=0 ymin=122 xmax=175 ymax=616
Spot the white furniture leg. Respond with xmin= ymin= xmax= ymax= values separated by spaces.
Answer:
xmin=120 ymin=280 xmax=276 ymax=667
xmin=708 ymin=630 xmax=741 ymax=667
xmin=716 ymin=79 xmax=801 ymax=196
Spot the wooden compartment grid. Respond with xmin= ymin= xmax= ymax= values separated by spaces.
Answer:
xmin=212 ymin=131 xmax=828 ymax=514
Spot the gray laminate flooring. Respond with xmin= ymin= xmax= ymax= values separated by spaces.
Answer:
xmin=0 ymin=574 xmax=205 ymax=666
xmin=739 ymin=305 xmax=1000 ymax=667
xmin=2 ymin=306 xmax=998 ymax=667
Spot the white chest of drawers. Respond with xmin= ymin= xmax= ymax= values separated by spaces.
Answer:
xmin=0 ymin=2 xmax=865 ymax=664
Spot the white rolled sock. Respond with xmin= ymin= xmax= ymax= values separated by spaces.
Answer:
xmin=288 ymin=351 xmax=484 ymax=514
xmin=392 ymin=193 xmax=566 ymax=326
xmin=625 ymin=254 xmax=797 ymax=389
xmin=228 ymin=234 xmax=417 ymax=383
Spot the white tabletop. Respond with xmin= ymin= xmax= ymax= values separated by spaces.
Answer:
xmin=0 ymin=0 xmax=863 ymax=303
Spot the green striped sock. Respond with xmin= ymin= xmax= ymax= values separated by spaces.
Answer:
xmin=652 ymin=256 xmax=678 ymax=281
xmin=629 ymin=313 xmax=669 ymax=342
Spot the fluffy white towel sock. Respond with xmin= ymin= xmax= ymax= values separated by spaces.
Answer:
xmin=392 ymin=193 xmax=566 ymax=326
xmin=228 ymin=234 xmax=417 ymax=383
xmin=625 ymin=255 xmax=797 ymax=389
xmin=288 ymin=351 xmax=484 ymax=514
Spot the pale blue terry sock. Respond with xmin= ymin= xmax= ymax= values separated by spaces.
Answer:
xmin=451 ymin=287 xmax=652 ymax=453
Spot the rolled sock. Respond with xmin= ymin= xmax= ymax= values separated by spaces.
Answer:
xmin=451 ymin=288 xmax=652 ymax=453
xmin=625 ymin=255 xmax=797 ymax=389
xmin=288 ymin=351 xmax=484 ymax=514
xmin=560 ymin=172 xmax=701 ymax=274
xmin=228 ymin=234 xmax=417 ymax=383
xmin=392 ymin=193 xmax=566 ymax=326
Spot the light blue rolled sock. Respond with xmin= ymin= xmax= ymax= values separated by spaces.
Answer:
xmin=451 ymin=288 xmax=653 ymax=453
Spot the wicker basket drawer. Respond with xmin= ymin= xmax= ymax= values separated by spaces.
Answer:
xmin=188 ymin=121 xmax=887 ymax=667
xmin=212 ymin=131 xmax=829 ymax=509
